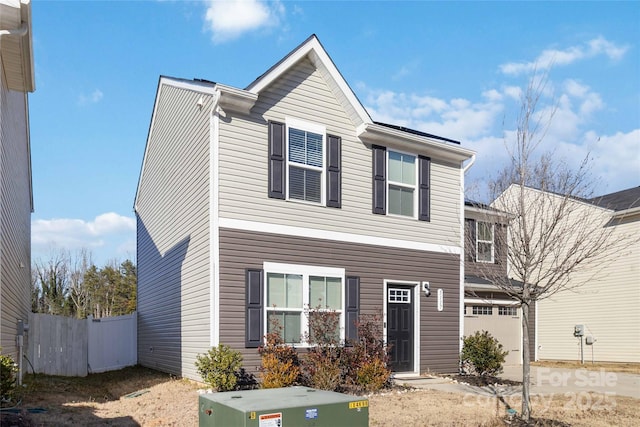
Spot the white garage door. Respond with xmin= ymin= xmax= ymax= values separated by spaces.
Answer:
xmin=464 ymin=304 xmax=521 ymax=365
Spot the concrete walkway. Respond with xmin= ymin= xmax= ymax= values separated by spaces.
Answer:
xmin=394 ymin=365 xmax=640 ymax=399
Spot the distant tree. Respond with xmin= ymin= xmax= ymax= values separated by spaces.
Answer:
xmin=31 ymin=250 xmax=137 ymax=319
xmin=33 ymin=251 xmax=72 ymax=316
xmin=68 ymin=249 xmax=93 ymax=318
xmin=468 ymin=74 xmax=637 ymax=422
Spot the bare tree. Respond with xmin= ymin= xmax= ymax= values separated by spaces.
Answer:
xmin=468 ymin=75 xmax=637 ymax=421
xmin=68 ymin=249 xmax=93 ymax=318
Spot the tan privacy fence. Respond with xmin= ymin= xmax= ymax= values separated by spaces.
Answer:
xmin=27 ymin=312 xmax=137 ymax=377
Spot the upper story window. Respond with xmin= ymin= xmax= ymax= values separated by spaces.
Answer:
xmin=268 ymin=120 xmax=341 ymax=208
xmin=387 ymin=151 xmax=417 ymax=217
xmin=476 ymin=221 xmax=494 ymax=263
xmin=288 ymin=126 xmax=324 ymax=203
xmin=372 ymin=145 xmax=430 ymax=221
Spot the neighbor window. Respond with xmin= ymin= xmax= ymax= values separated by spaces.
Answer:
xmin=287 ymin=120 xmax=325 ymax=204
xmin=387 ymin=150 xmax=416 ymax=217
xmin=472 ymin=305 xmax=493 ymax=315
xmin=265 ymin=263 xmax=344 ymax=345
xmin=476 ymin=222 xmax=494 ymax=263
xmin=498 ymin=306 xmax=518 ymax=316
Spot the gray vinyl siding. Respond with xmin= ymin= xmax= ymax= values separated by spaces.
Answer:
xmin=218 ymin=227 xmax=461 ymax=376
xmin=464 ymin=218 xmax=508 ymax=278
xmin=135 ymin=84 xmax=212 ymax=379
xmin=218 ymin=57 xmax=462 ymax=247
xmin=0 ymin=68 xmax=32 ymax=361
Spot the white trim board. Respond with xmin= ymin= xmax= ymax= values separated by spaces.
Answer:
xmin=219 ymin=217 xmax=461 ymax=255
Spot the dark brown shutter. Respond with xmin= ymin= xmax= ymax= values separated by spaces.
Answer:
xmin=245 ymin=269 xmax=264 ymax=348
xmin=494 ymin=223 xmax=504 ymax=265
xmin=326 ymin=134 xmax=341 ymax=208
xmin=345 ymin=276 xmax=360 ymax=344
xmin=372 ymin=145 xmax=386 ymax=214
xmin=418 ymin=156 xmax=431 ymax=221
xmin=268 ymin=121 xmax=285 ymax=199
xmin=467 ymin=219 xmax=476 ymax=262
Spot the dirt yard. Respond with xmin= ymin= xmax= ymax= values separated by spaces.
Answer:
xmin=1 ymin=365 xmax=639 ymax=426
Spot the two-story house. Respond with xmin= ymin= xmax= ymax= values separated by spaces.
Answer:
xmin=534 ymin=186 xmax=639 ymax=363
xmin=463 ymin=202 xmax=536 ymax=365
xmin=134 ymin=35 xmax=475 ymax=380
xmin=0 ymin=0 xmax=35 ymax=380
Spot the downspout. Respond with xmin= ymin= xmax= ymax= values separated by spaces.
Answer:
xmin=459 ymin=154 xmax=476 ymax=358
xmin=0 ymin=22 xmax=29 ymax=38
xmin=209 ymin=90 xmax=222 ymax=348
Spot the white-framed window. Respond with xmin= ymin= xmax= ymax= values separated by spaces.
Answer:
xmin=286 ymin=118 xmax=325 ymax=204
xmin=498 ymin=306 xmax=518 ymax=316
xmin=472 ymin=305 xmax=493 ymax=315
xmin=264 ymin=262 xmax=344 ymax=345
xmin=387 ymin=150 xmax=417 ymax=217
xmin=476 ymin=221 xmax=494 ymax=263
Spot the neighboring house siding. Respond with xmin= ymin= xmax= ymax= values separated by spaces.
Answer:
xmin=136 ymin=84 xmax=212 ymax=378
xmin=0 ymin=68 xmax=31 ymax=360
xmin=464 ymin=218 xmax=507 ymax=278
xmin=218 ymin=57 xmax=462 ymax=248
xmin=537 ymin=215 xmax=640 ymax=362
xmin=218 ymin=227 xmax=461 ymax=376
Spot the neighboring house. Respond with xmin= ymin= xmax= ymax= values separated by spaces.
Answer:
xmin=463 ymin=202 xmax=536 ymax=365
xmin=535 ymin=186 xmax=640 ymax=363
xmin=0 ymin=0 xmax=35 ymax=368
xmin=134 ymin=35 xmax=475 ymax=380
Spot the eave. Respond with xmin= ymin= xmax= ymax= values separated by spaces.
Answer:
xmin=216 ymin=83 xmax=257 ymax=115
xmin=0 ymin=0 xmax=35 ymax=92
xmin=357 ymin=122 xmax=475 ymax=163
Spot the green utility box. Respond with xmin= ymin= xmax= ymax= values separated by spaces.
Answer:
xmin=199 ymin=386 xmax=369 ymax=427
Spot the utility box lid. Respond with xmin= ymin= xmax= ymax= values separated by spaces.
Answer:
xmin=199 ymin=386 xmax=369 ymax=427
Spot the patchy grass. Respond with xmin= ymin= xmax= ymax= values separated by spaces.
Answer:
xmin=1 ymin=366 xmax=638 ymax=426
xmin=532 ymin=360 xmax=640 ymax=375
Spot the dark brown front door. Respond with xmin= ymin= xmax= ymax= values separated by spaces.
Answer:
xmin=387 ymin=286 xmax=414 ymax=372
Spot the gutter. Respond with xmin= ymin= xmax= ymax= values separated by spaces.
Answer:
xmin=462 ymin=153 xmax=476 ymax=174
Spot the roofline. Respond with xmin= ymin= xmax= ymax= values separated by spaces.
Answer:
xmin=611 ymin=205 xmax=640 ymax=219
xmin=357 ymin=122 xmax=475 ymax=163
xmin=245 ymin=34 xmax=372 ymax=126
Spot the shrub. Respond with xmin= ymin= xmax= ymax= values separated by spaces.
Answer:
xmin=195 ymin=344 xmax=244 ymax=391
xmin=355 ymin=357 xmax=390 ymax=393
xmin=258 ymin=324 xmax=301 ymax=389
xmin=344 ymin=313 xmax=392 ymax=393
xmin=302 ymin=309 xmax=343 ymax=391
xmin=461 ymin=330 xmax=508 ymax=377
xmin=0 ymin=352 xmax=17 ymax=402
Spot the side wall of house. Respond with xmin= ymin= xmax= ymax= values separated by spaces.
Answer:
xmin=136 ymin=84 xmax=213 ymax=378
xmin=537 ymin=215 xmax=640 ymax=362
xmin=217 ymin=57 xmax=462 ymax=249
xmin=218 ymin=228 xmax=461 ymax=375
xmin=0 ymin=62 xmax=32 ymax=360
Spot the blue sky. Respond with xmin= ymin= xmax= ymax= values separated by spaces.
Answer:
xmin=29 ymin=1 xmax=640 ymax=266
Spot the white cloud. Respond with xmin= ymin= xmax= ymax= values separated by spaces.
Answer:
xmin=499 ymin=37 xmax=629 ymax=76
xmin=78 ymin=89 xmax=103 ymax=106
xmin=362 ymin=86 xmax=504 ymax=142
xmin=32 ymin=213 xmax=136 ymax=264
xmin=204 ymin=0 xmax=285 ymax=43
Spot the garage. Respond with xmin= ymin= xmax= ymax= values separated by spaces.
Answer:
xmin=463 ymin=302 xmax=522 ymax=366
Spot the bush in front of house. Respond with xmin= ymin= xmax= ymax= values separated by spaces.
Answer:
xmin=460 ymin=330 xmax=508 ymax=377
xmin=195 ymin=344 xmax=244 ymax=391
xmin=343 ymin=313 xmax=392 ymax=393
xmin=258 ymin=325 xmax=301 ymax=389
xmin=258 ymin=311 xmax=392 ymax=394
xmin=0 ymin=351 xmax=18 ymax=402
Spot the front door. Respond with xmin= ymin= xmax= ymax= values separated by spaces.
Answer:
xmin=387 ymin=286 xmax=414 ymax=372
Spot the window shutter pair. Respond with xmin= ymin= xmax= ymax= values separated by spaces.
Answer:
xmin=268 ymin=121 xmax=341 ymax=208
xmin=371 ymin=146 xmax=431 ymax=221
xmin=467 ymin=219 xmax=476 ymax=262
xmin=245 ymin=269 xmax=360 ymax=347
